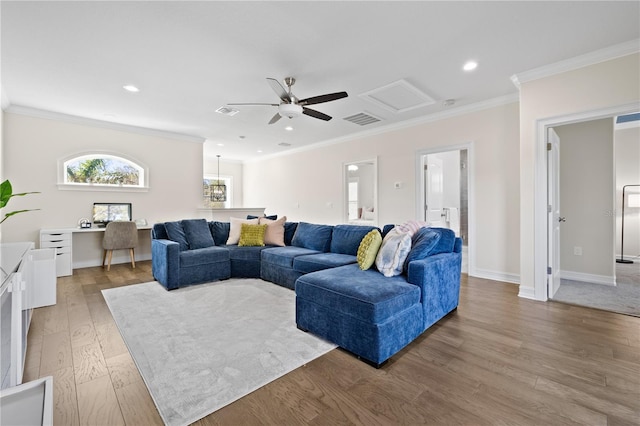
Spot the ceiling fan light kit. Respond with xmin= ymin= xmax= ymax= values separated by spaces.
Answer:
xmin=228 ymin=77 xmax=348 ymax=125
xmin=278 ymin=103 xmax=303 ymax=119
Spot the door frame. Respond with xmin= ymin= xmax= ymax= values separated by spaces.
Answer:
xmin=415 ymin=142 xmax=475 ymax=276
xmin=531 ymin=102 xmax=639 ymax=301
xmin=547 ymin=128 xmax=561 ymax=298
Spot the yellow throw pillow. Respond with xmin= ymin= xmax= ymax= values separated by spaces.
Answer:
xmin=227 ymin=217 xmax=259 ymax=245
xmin=357 ymin=229 xmax=383 ymax=270
xmin=238 ymin=223 xmax=267 ymax=247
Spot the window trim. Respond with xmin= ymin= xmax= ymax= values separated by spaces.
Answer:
xmin=58 ymin=151 xmax=149 ymax=192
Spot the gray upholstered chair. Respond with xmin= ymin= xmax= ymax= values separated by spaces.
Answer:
xmin=102 ymin=221 xmax=138 ymax=271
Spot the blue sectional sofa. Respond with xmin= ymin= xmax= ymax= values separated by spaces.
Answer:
xmin=151 ymin=218 xmax=461 ymax=366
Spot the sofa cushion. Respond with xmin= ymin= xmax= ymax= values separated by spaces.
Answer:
xmin=261 ymin=246 xmax=321 ymax=268
xmin=357 ymin=229 xmax=383 ymax=270
xmin=225 ymin=245 xmax=270 ymax=262
xmin=375 ymin=227 xmax=412 ymax=277
xmin=181 ymin=218 xmax=215 ymax=249
xmin=209 ymin=221 xmax=230 ymax=246
xmin=151 ymin=223 xmax=169 ymax=240
xmin=404 ymin=227 xmax=441 ymax=270
xmin=227 ymin=217 xmax=259 ymax=245
xmin=296 ymin=264 xmax=421 ymax=324
xmin=238 ymin=223 xmax=267 ymax=247
xmin=259 ymin=216 xmax=287 ymax=247
xmin=291 ymin=222 xmax=333 ymax=252
xmin=179 ymin=246 xmax=229 ymax=268
xmin=330 ymin=225 xmax=377 ymax=255
xmin=381 ymin=224 xmax=395 ymax=239
xmin=247 ymin=214 xmax=278 ymax=220
xmin=293 ymin=253 xmax=357 ymax=274
xmin=165 ymin=221 xmax=189 ymax=251
xmin=429 ymin=227 xmax=457 ymax=255
xmin=284 ymin=222 xmax=298 ymax=246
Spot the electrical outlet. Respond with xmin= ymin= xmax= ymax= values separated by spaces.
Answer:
xmin=394 ymin=182 xmax=402 ymax=189
xmin=573 ymin=246 xmax=582 ymax=256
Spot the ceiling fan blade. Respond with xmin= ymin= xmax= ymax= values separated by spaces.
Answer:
xmin=266 ymin=78 xmax=291 ymax=103
xmin=227 ymin=103 xmax=279 ymax=106
xmin=299 ymin=91 xmax=348 ymax=106
xmin=302 ymin=107 xmax=332 ymax=121
xmin=268 ymin=112 xmax=282 ymax=125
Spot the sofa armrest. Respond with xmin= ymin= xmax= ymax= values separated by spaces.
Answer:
xmin=152 ymin=239 xmax=181 ymax=290
xmin=406 ymin=251 xmax=462 ymax=330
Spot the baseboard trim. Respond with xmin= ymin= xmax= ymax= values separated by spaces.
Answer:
xmin=517 ymin=286 xmax=537 ymax=300
xmin=471 ymin=268 xmax=520 ymax=285
xmin=560 ymin=270 xmax=616 ymax=286
xmin=74 ymin=253 xmax=152 ymax=269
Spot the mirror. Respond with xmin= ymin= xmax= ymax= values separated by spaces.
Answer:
xmin=344 ymin=159 xmax=377 ymax=224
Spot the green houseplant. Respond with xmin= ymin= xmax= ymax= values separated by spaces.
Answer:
xmin=0 ymin=179 xmax=40 ymax=224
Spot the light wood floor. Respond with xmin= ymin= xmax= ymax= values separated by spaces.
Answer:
xmin=24 ymin=261 xmax=640 ymax=425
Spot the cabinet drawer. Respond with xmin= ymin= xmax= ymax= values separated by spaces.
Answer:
xmin=40 ymin=232 xmax=71 ymax=243
xmin=40 ymin=240 xmax=71 ymax=250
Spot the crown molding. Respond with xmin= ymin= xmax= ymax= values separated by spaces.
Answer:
xmin=511 ymin=39 xmax=640 ymax=88
xmin=244 ymin=93 xmax=520 ymax=164
xmin=5 ymin=104 xmax=205 ymax=144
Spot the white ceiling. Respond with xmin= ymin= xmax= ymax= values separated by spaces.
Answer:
xmin=2 ymin=1 xmax=639 ymax=162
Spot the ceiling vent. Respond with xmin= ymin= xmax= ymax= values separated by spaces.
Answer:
xmin=360 ymin=79 xmax=435 ymax=113
xmin=343 ymin=112 xmax=382 ymax=126
xmin=278 ymin=142 xmax=292 ymax=147
xmin=215 ymin=106 xmax=239 ymax=116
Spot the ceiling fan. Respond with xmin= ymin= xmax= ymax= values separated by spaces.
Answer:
xmin=228 ymin=77 xmax=348 ymax=125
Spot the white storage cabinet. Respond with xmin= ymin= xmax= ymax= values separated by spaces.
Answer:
xmin=39 ymin=230 xmax=72 ymax=277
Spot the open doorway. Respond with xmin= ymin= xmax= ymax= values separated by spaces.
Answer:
xmin=546 ymin=114 xmax=640 ymax=316
xmin=417 ymin=145 xmax=472 ymax=274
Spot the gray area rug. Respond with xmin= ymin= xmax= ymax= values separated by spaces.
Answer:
xmin=102 ymin=279 xmax=336 ymax=426
xmin=552 ymin=261 xmax=640 ymax=316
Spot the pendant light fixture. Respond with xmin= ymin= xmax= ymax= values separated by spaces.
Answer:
xmin=210 ymin=155 xmax=227 ymax=202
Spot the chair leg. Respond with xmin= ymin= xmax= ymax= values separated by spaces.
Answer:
xmin=107 ymin=250 xmax=113 ymax=272
xmin=130 ymin=248 xmax=136 ymax=269
xmin=102 ymin=249 xmax=107 ymax=267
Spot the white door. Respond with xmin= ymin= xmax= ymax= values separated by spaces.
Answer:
xmin=425 ymin=156 xmax=445 ymax=226
xmin=548 ymin=128 xmax=562 ymax=298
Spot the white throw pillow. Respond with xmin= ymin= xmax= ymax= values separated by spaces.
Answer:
xmin=227 ymin=217 xmax=259 ymax=245
xmin=375 ymin=227 xmax=412 ymax=277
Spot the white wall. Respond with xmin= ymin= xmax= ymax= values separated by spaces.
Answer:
xmin=244 ymin=102 xmax=521 ymax=279
xmin=1 ymin=111 xmax=204 ymax=267
xmin=555 ymin=119 xmax=614 ymax=282
xmin=615 ymin=125 xmax=640 ymax=258
xmin=518 ymin=53 xmax=640 ymax=299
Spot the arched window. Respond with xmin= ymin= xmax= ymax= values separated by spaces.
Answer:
xmin=59 ymin=153 xmax=148 ymax=191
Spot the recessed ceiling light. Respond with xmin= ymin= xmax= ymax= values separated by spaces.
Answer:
xmin=285 ymin=126 xmax=293 ymax=131
xmin=463 ymin=61 xmax=478 ymax=72
xmin=257 ymin=150 xmax=263 ymax=153
xmin=217 ymin=143 xmax=224 ymax=147
xmin=123 ymin=84 xmax=140 ymax=92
